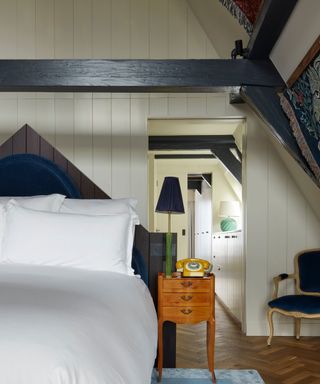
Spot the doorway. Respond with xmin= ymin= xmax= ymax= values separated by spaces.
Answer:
xmin=148 ymin=118 xmax=245 ymax=367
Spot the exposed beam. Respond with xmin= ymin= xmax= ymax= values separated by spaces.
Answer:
xmin=149 ymin=135 xmax=236 ymax=151
xmin=212 ymin=148 xmax=242 ymax=184
xmin=240 ymin=85 xmax=318 ymax=187
xmin=188 ymin=179 xmax=202 ymax=194
xmin=246 ymin=0 xmax=298 ymax=59
xmin=0 ymin=59 xmax=284 ymax=92
xmin=154 ymin=154 xmax=215 ymax=160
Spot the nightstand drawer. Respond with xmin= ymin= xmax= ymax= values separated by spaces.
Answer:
xmin=162 ymin=293 xmax=210 ymax=306
xmin=162 ymin=306 xmax=211 ymax=323
xmin=162 ymin=278 xmax=210 ymax=292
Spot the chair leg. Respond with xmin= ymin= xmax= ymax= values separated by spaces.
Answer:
xmin=295 ymin=318 xmax=301 ymax=340
xmin=267 ymin=309 xmax=274 ymax=346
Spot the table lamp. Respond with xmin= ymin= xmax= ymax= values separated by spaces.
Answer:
xmin=156 ymin=176 xmax=185 ymax=278
xmin=219 ymin=200 xmax=240 ymax=232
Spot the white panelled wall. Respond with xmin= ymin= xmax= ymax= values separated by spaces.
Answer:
xmin=0 ymin=0 xmax=219 ymax=227
xmin=0 ymin=0 xmax=320 ymax=336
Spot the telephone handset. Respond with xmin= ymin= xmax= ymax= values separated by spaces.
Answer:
xmin=176 ymin=258 xmax=212 ymax=277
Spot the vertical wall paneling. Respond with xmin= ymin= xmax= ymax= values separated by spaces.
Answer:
xmin=74 ymin=0 xmax=92 ymax=58
xmin=0 ymin=0 xmax=17 ymax=58
xmin=168 ymin=96 xmax=188 ymax=117
xmin=92 ymin=98 xmax=112 ymax=194
xmin=74 ymin=97 xmax=93 ymax=178
xmin=267 ymin=142 xmax=287 ymax=299
xmin=131 ymin=97 xmax=149 ymax=225
xmin=169 ymin=0 xmax=187 ymax=59
xmin=111 ymin=98 xmax=131 ymax=197
xmin=111 ymin=0 xmax=130 ymax=58
xmin=306 ymin=206 xmax=320 ymax=249
xmin=54 ymin=98 xmax=74 ymax=162
xmin=18 ymin=98 xmax=36 ymax=129
xmin=245 ymin=119 xmax=268 ymax=333
xmin=36 ymin=98 xmax=55 ymax=146
xmin=54 ymin=0 xmax=74 ymax=58
xmin=0 ymin=99 xmax=18 ymax=143
xmin=17 ymin=0 xmax=36 ymax=58
xmin=149 ymin=0 xmax=169 ymax=58
xmin=36 ymin=0 xmax=54 ymax=58
xmin=92 ymin=0 xmax=112 ymax=58
xmin=131 ymin=0 xmax=149 ymax=58
xmin=187 ymin=5 xmax=206 ymax=58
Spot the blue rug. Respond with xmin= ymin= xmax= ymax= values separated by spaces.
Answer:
xmin=151 ymin=369 xmax=265 ymax=383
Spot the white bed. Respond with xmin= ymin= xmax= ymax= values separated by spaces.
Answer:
xmin=0 ymin=264 xmax=157 ymax=384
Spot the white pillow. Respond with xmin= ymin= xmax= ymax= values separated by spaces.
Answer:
xmin=60 ymin=198 xmax=138 ymax=219
xmin=1 ymin=202 xmax=132 ymax=275
xmin=60 ymin=198 xmax=139 ymax=275
xmin=0 ymin=194 xmax=66 ymax=253
xmin=0 ymin=194 xmax=65 ymax=212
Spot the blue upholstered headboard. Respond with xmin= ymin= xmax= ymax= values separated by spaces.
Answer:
xmin=0 ymin=154 xmax=80 ymax=198
xmin=0 ymin=154 xmax=148 ymax=284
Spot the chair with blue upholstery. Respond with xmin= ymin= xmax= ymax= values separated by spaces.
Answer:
xmin=267 ymin=249 xmax=320 ymax=345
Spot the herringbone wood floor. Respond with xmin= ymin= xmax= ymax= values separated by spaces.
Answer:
xmin=176 ymin=300 xmax=320 ymax=384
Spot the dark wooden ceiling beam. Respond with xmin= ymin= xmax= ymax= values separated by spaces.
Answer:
xmin=240 ymin=85 xmax=318 ymax=187
xmin=212 ymin=148 xmax=242 ymax=184
xmin=246 ymin=0 xmax=298 ymax=59
xmin=0 ymin=59 xmax=284 ymax=92
xmin=149 ymin=135 xmax=236 ymax=151
xmin=154 ymin=154 xmax=215 ymax=160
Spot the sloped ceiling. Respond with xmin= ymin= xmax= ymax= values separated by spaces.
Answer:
xmin=187 ymin=0 xmax=249 ymax=58
xmin=271 ymin=0 xmax=320 ymax=82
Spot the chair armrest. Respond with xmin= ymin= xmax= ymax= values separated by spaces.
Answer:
xmin=272 ymin=273 xmax=295 ymax=299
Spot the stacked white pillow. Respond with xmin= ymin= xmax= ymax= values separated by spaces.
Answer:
xmin=0 ymin=196 xmax=139 ymax=276
xmin=60 ymin=198 xmax=139 ymax=275
xmin=0 ymin=194 xmax=66 ymax=211
xmin=0 ymin=194 xmax=66 ymax=247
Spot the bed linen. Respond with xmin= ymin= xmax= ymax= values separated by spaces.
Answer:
xmin=0 ymin=264 xmax=157 ymax=384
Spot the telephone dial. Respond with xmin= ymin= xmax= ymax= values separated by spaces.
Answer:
xmin=176 ymin=258 xmax=212 ymax=277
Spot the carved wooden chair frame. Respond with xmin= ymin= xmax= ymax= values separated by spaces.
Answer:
xmin=267 ymin=248 xmax=320 ymax=346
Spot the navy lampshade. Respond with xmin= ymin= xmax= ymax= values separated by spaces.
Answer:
xmin=155 ymin=177 xmax=185 ymax=214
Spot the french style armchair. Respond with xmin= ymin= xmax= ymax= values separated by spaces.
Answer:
xmin=267 ymin=249 xmax=320 ymax=345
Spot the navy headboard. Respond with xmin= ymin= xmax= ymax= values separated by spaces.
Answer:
xmin=0 ymin=154 xmax=80 ymax=198
xmin=0 ymin=153 xmax=148 ymax=284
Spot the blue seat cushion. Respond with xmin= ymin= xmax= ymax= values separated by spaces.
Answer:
xmin=268 ymin=295 xmax=320 ymax=315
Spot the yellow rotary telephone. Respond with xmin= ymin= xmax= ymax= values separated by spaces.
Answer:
xmin=176 ymin=258 xmax=212 ymax=277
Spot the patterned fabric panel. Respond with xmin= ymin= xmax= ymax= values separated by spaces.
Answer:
xmin=281 ymin=52 xmax=320 ymax=182
xmin=218 ymin=0 xmax=263 ymax=34
xmin=268 ymin=295 xmax=320 ymax=314
xmin=298 ymin=250 xmax=320 ymax=293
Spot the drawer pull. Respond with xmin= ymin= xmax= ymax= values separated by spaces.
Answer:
xmin=181 ymin=309 xmax=192 ymax=315
xmin=181 ymin=295 xmax=192 ymax=301
xmin=181 ymin=281 xmax=192 ymax=288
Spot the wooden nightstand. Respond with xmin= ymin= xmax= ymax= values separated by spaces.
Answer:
xmin=157 ymin=272 xmax=216 ymax=383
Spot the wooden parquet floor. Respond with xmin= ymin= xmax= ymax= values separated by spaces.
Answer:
xmin=176 ymin=300 xmax=320 ymax=384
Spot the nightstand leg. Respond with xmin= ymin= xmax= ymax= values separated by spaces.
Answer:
xmin=207 ymin=319 xmax=216 ymax=383
xmin=157 ymin=319 xmax=163 ymax=382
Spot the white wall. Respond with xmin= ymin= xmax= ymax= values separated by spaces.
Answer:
xmin=270 ymin=0 xmax=320 ymax=82
xmin=241 ymin=106 xmax=320 ymax=336
xmin=194 ymin=180 xmax=212 ymax=261
xmin=0 ymin=0 xmax=219 ymax=227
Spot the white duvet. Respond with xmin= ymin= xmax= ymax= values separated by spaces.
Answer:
xmin=0 ymin=264 xmax=157 ymax=384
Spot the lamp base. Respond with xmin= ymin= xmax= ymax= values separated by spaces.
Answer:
xmin=165 ymin=232 xmax=173 ymax=278
xmin=220 ymin=217 xmax=237 ymax=232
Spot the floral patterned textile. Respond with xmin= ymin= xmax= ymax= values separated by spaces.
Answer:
xmin=280 ymin=51 xmax=320 ymax=182
xmin=151 ymin=369 xmax=265 ymax=383
xmin=218 ymin=0 xmax=263 ymax=34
